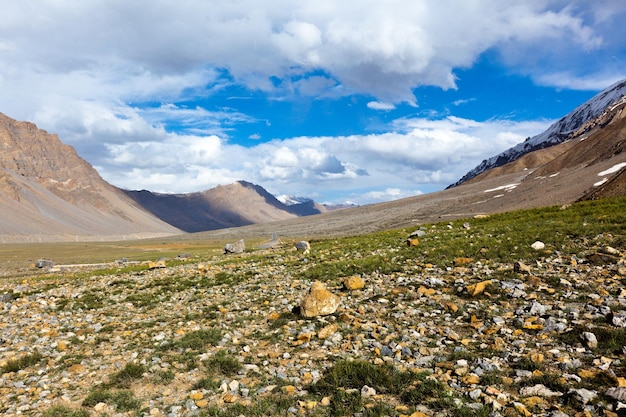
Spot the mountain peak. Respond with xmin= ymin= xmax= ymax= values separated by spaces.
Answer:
xmin=450 ymin=79 xmax=626 ymax=187
xmin=0 ymin=113 xmax=180 ymax=241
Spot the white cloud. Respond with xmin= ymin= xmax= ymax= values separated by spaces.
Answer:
xmin=79 ymin=112 xmax=551 ymax=204
xmin=0 ymin=1 xmax=619 ymax=110
xmin=367 ymin=101 xmax=396 ymax=111
xmin=0 ymin=1 xmax=622 ymax=204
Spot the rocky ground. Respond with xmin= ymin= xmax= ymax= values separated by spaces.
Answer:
xmin=1 ymin=215 xmax=626 ymax=417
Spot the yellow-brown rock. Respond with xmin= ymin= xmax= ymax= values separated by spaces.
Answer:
xmin=317 ymin=323 xmax=338 ymax=339
xmin=454 ymin=257 xmax=473 ymax=265
xmin=343 ymin=275 xmax=365 ymax=290
xmin=466 ymin=280 xmax=492 ymax=296
xmin=300 ymin=281 xmax=341 ymax=317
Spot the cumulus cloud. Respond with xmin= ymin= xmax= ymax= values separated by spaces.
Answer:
xmin=0 ymin=1 xmax=622 ymax=204
xmin=82 ymin=112 xmax=550 ymax=204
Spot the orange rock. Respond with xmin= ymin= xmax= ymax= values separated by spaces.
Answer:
xmin=343 ymin=275 xmax=365 ymax=290
xmin=407 ymin=238 xmax=419 ymax=247
xmin=222 ymin=392 xmax=237 ymax=403
xmin=317 ymin=323 xmax=338 ymax=339
xmin=281 ymin=385 xmax=296 ymax=395
xmin=417 ymin=286 xmax=436 ymax=297
xmin=189 ymin=392 xmax=203 ymax=400
xmin=299 ymin=281 xmax=341 ymax=317
xmin=466 ymin=280 xmax=492 ymax=296
xmin=454 ymin=257 xmax=474 ymax=265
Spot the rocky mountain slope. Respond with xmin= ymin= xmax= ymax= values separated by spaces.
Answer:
xmin=123 ymin=181 xmax=327 ymax=233
xmin=0 ymin=113 xmax=181 ymax=242
xmin=451 ymin=79 xmax=626 ymax=187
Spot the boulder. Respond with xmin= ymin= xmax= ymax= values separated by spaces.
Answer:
xmin=35 ymin=259 xmax=55 ymax=269
xmin=300 ymin=281 xmax=341 ymax=317
xmin=224 ymin=239 xmax=245 ymax=254
xmin=295 ymin=241 xmax=310 ymax=254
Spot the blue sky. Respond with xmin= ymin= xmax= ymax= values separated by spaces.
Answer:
xmin=1 ymin=1 xmax=625 ymax=204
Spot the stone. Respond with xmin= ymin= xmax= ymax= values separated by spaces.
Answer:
xmin=580 ymin=332 xmax=598 ymax=349
xmin=299 ymin=281 xmax=341 ymax=317
xmin=514 ymin=261 xmax=532 ymax=274
xmin=343 ymin=275 xmax=365 ymax=290
xmin=407 ymin=238 xmax=419 ymax=247
xmin=295 ymin=241 xmax=311 ymax=254
xmin=606 ymin=387 xmax=626 ymax=401
xmin=466 ymin=280 xmax=492 ymax=296
xmin=149 ymin=259 xmax=167 ymax=269
xmin=189 ymin=392 xmax=203 ymax=400
xmin=568 ymin=388 xmax=597 ymax=405
xmin=224 ymin=239 xmax=245 ymax=254
xmin=612 ymin=312 xmax=626 ymax=327
xmin=520 ymin=384 xmax=562 ymax=398
xmin=222 ymin=392 xmax=237 ymax=403
xmin=317 ymin=323 xmax=338 ymax=339
xmin=531 ymin=241 xmax=545 ymax=250
xmin=361 ymin=385 xmax=376 ymax=397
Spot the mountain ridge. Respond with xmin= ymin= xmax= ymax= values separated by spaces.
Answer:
xmin=0 ymin=112 xmax=182 ymax=242
xmin=450 ymin=79 xmax=626 ymax=187
xmin=122 ymin=181 xmax=328 ymax=233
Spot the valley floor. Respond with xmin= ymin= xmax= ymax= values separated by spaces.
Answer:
xmin=1 ymin=202 xmax=625 ymax=416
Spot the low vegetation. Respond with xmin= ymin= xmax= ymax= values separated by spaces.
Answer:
xmin=0 ymin=196 xmax=624 ymax=416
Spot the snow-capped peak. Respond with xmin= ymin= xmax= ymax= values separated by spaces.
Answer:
xmin=276 ymin=195 xmax=313 ymax=206
xmin=451 ymin=79 xmax=626 ymax=187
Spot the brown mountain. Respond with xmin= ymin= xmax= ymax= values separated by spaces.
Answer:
xmin=123 ymin=181 xmax=326 ymax=233
xmin=0 ymin=112 xmax=181 ymax=242
xmin=182 ymin=95 xmax=626 ymax=242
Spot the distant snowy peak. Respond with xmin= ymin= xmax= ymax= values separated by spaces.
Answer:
xmin=276 ymin=195 xmax=313 ymax=206
xmin=451 ymin=79 xmax=626 ymax=187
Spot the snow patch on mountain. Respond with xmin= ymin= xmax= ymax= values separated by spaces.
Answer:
xmin=450 ymin=79 xmax=626 ymax=187
xmin=276 ymin=195 xmax=313 ymax=206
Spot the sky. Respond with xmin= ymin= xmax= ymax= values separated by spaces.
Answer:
xmin=1 ymin=1 xmax=625 ymax=205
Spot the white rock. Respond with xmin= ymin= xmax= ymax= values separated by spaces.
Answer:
xmin=361 ymin=385 xmax=376 ymax=397
xmin=531 ymin=241 xmax=545 ymax=250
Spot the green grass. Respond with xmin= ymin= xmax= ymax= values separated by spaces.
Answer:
xmin=42 ymin=405 xmax=90 ymax=417
xmin=203 ymin=350 xmax=242 ymax=376
xmin=1 ymin=351 xmax=43 ymax=374
xmin=310 ymin=360 xmax=458 ymax=415
xmin=171 ymin=328 xmax=222 ymax=351
xmin=109 ymin=362 xmax=146 ymax=387
xmin=82 ymin=388 xmax=141 ymax=412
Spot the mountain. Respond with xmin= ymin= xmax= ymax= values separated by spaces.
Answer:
xmin=2 ymin=76 xmax=625 ymax=243
xmin=183 ymin=88 xmax=626 ymax=242
xmin=0 ymin=112 xmax=181 ymax=242
xmin=451 ymin=79 xmax=626 ymax=187
xmin=123 ymin=181 xmax=327 ymax=233
xmin=277 ymin=194 xmax=357 ymax=212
